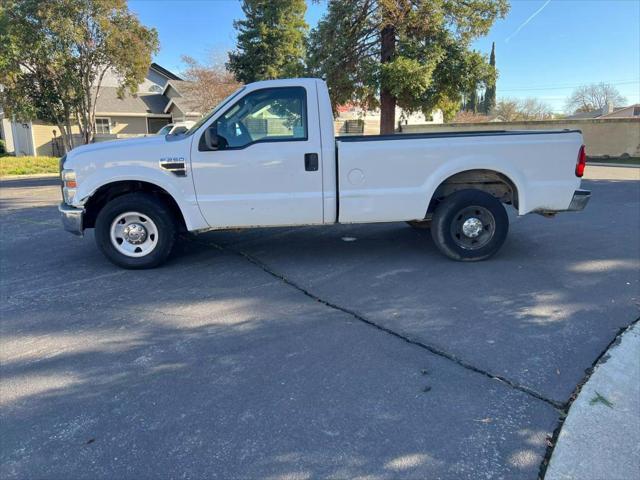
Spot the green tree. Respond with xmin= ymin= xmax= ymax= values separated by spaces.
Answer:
xmin=0 ymin=0 xmax=159 ymax=149
xmin=467 ymin=89 xmax=478 ymax=113
xmin=307 ymin=0 xmax=508 ymax=133
xmin=483 ymin=41 xmax=496 ymax=114
xmin=0 ymin=0 xmax=80 ymax=152
xmin=227 ymin=0 xmax=308 ymax=83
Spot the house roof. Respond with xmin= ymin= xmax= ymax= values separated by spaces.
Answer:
xmin=565 ymin=110 xmax=602 ymax=120
xmin=164 ymin=96 xmax=202 ymax=116
xmin=150 ymin=63 xmax=183 ymax=81
xmin=94 ymin=87 xmax=169 ymax=116
xmin=161 ymin=79 xmax=190 ymax=96
xmin=161 ymin=80 xmax=202 ymax=116
xmin=599 ymin=104 xmax=640 ymax=118
xmin=565 ymin=105 xmax=636 ymax=120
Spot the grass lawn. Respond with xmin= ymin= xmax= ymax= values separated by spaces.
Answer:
xmin=0 ymin=155 xmax=60 ymax=176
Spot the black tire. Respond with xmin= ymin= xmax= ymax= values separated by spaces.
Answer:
xmin=95 ymin=193 xmax=177 ymax=269
xmin=430 ymin=189 xmax=508 ymax=261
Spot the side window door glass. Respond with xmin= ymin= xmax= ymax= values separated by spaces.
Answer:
xmin=211 ymin=87 xmax=307 ymax=150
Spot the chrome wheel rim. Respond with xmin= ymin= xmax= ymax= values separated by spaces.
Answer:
xmin=450 ymin=206 xmax=495 ymax=250
xmin=110 ymin=212 xmax=158 ymax=257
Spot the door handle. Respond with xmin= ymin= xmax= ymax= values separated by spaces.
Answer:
xmin=304 ymin=153 xmax=319 ymax=171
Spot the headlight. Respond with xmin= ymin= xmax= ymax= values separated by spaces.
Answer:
xmin=61 ymin=169 xmax=77 ymax=204
xmin=61 ymin=169 xmax=76 ymax=184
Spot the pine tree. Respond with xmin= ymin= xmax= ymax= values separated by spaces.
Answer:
xmin=227 ymin=0 xmax=308 ymax=83
xmin=483 ymin=42 xmax=497 ymax=114
xmin=468 ymin=89 xmax=478 ymax=113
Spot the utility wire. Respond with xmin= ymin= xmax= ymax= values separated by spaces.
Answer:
xmin=499 ymin=80 xmax=639 ymax=92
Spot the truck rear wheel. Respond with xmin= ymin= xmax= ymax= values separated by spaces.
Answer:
xmin=430 ymin=189 xmax=508 ymax=261
xmin=95 ymin=193 xmax=177 ymax=269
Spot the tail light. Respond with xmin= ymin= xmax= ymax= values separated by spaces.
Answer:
xmin=575 ymin=145 xmax=586 ymax=177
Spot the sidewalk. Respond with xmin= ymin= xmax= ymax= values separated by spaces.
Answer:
xmin=583 ymin=165 xmax=640 ymax=180
xmin=545 ymin=322 xmax=640 ymax=480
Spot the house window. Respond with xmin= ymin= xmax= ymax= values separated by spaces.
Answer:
xmin=95 ymin=118 xmax=111 ymax=134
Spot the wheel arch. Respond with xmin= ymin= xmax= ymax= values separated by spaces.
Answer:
xmin=83 ymin=180 xmax=187 ymax=231
xmin=425 ymin=167 xmax=524 ymax=217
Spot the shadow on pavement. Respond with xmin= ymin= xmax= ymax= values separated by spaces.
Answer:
xmin=1 ymin=177 xmax=637 ymax=479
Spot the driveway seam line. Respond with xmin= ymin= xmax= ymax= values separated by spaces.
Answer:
xmin=201 ymin=239 xmax=565 ymax=410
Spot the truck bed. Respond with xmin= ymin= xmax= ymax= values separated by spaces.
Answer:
xmin=336 ymin=129 xmax=582 ymax=142
xmin=334 ymin=129 xmax=583 ymax=223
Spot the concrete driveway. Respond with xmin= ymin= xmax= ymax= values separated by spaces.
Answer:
xmin=1 ymin=167 xmax=638 ymax=479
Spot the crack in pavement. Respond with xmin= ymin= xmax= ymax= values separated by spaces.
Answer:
xmin=198 ymin=238 xmax=566 ymax=411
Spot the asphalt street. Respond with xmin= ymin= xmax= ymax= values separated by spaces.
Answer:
xmin=1 ymin=167 xmax=638 ymax=479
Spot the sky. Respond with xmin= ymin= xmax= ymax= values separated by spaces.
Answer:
xmin=129 ymin=0 xmax=640 ymax=112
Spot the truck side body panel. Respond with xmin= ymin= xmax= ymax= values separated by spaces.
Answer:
xmin=336 ymin=131 xmax=583 ymax=223
xmin=188 ymin=79 xmax=327 ymax=229
xmin=315 ymin=79 xmax=338 ymax=223
xmin=65 ymin=135 xmax=208 ymax=231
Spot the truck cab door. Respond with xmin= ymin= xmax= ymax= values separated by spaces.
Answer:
xmin=190 ymin=84 xmax=324 ymax=228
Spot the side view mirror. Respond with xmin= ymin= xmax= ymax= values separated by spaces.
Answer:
xmin=204 ymin=127 xmax=219 ymax=150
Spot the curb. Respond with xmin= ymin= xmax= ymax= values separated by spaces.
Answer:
xmin=544 ymin=320 xmax=640 ymax=479
xmin=588 ymin=163 xmax=640 ymax=168
xmin=0 ymin=173 xmax=59 ymax=181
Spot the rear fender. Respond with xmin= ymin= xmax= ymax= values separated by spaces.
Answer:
xmin=422 ymin=156 xmax=527 ymax=215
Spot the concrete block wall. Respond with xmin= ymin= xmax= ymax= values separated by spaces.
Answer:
xmin=399 ymin=118 xmax=640 ymax=158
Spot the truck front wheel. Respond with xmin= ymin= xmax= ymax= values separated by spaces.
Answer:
xmin=430 ymin=189 xmax=508 ymax=261
xmin=95 ymin=193 xmax=177 ymax=269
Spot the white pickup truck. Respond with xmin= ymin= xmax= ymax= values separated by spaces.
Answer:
xmin=59 ymin=78 xmax=590 ymax=268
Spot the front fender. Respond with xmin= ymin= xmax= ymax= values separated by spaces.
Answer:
xmin=76 ymin=166 xmax=208 ymax=231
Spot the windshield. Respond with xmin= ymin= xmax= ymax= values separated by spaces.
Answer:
xmin=184 ymin=86 xmax=246 ymax=136
xmin=157 ymin=124 xmax=173 ymax=136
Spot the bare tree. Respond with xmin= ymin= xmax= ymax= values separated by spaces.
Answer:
xmin=491 ymin=98 xmax=552 ymax=121
xmin=565 ymin=83 xmax=627 ymax=113
xmin=519 ymin=98 xmax=553 ymax=120
xmin=180 ymin=55 xmax=241 ymax=114
xmin=491 ymin=98 xmax=520 ymax=121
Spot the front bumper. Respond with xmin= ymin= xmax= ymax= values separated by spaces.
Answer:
xmin=567 ymin=189 xmax=591 ymax=211
xmin=59 ymin=202 xmax=84 ymax=236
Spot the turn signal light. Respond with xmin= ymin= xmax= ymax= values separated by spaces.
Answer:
xmin=575 ymin=145 xmax=586 ymax=177
xmin=65 ymin=180 xmax=77 ymax=188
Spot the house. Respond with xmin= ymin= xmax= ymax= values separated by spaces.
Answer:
xmin=0 ymin=63 xmax=202 ymax=157
xmin=334 ymin=103 xmax=443 ymax=135
xmin=162 ymin=80 xmax=203 ymax=122
xmin=565 ymin=102 xmax=640 ymax=120
xmin=599 ymin=104 xmax=640 ymax=118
